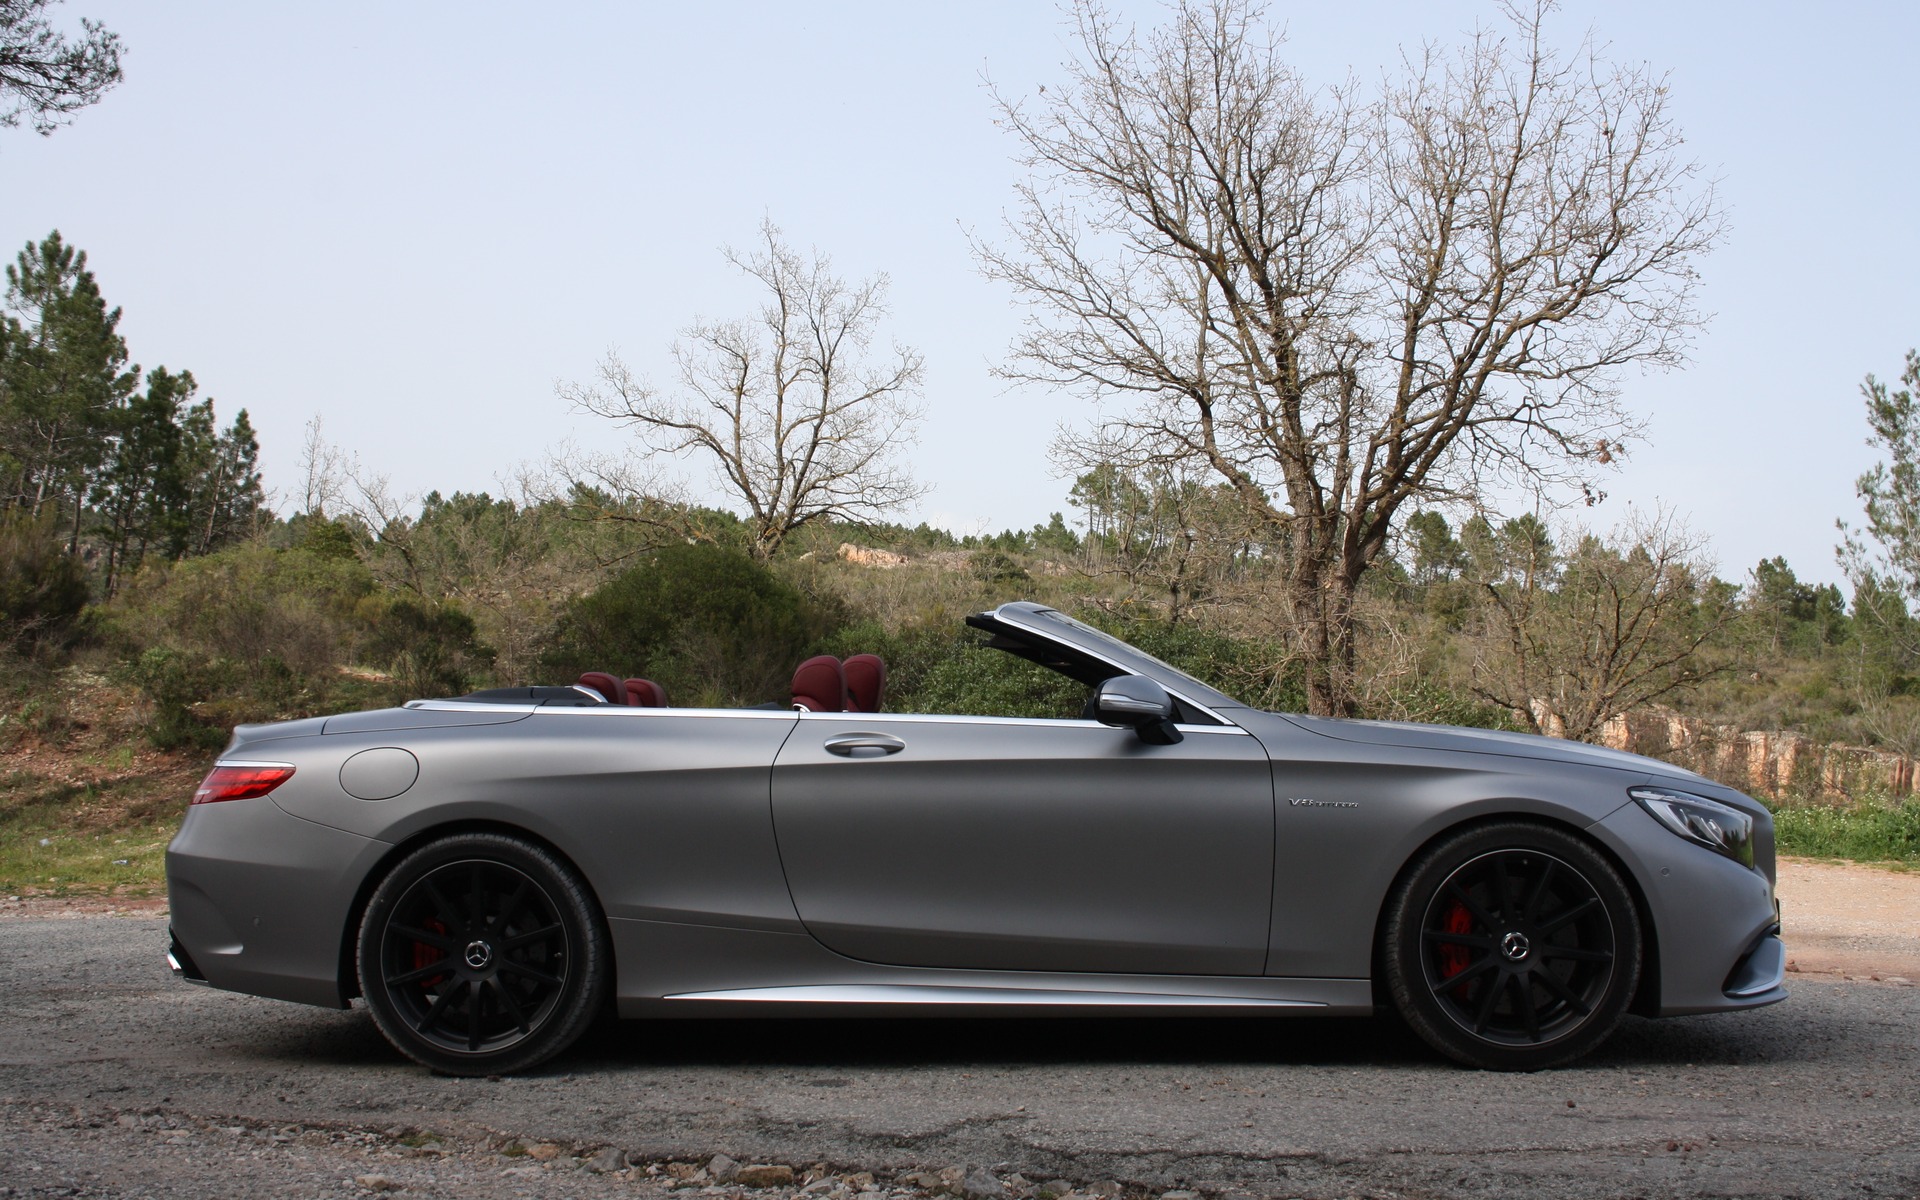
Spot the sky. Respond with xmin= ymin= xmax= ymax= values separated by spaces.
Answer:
xmin=3 ymin=1 xmax=1916 ymax=588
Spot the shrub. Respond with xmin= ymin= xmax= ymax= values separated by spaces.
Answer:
xmin=0 ymin=512 xmax=90 ymax=653
xmin=542 ymin=543 xmax=839 ymax=706
xmin=130 ymin=646 xmax=235 ymax=750
xmin=368 ymin=598 xmax=493 ymax=699
xmin=1772 ymin=797 xmax=1920 ymax=864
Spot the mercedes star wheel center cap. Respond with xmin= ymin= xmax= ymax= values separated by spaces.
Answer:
xmin=464 ymin=940 xmax=493 ymax=970
xmin=1501 ymin=931 xmax=1531 ymax=962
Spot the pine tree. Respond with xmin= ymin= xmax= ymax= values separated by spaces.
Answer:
xmin=0 ymin=231 xmax=138 ymax=549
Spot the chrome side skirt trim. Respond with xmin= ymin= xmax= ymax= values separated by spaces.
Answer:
xmin=663 ymin=984 xmax=1323 ymax=1007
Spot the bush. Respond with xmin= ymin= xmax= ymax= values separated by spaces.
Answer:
xmin=110 ymin=540 xmax=415 ymax=740
xmin=368 ymin=598 xmax=493 ymax=699
xmin=130 ymin=646 xmax=236 ymax=750
xmin=542 ymin=543 xmax=839 ymax=706
xmin=1772 ymin=797 xmax=1920 ymax=864
xmin=0 ymin=512 xmax=90 ymax=653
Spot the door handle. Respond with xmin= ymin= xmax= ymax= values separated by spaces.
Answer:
xmin=823 ymin=732 xmax=906 ymax=758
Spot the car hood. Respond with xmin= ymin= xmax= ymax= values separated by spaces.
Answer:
xmin=1277 ymin=713 xmax=1708 ymax=781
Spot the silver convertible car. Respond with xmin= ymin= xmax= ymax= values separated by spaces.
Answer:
xmin=165 ymin=602 xmax=1785 ymax=1074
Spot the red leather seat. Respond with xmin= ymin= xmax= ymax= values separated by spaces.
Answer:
xmin=843 ymin=654 xmax=887 ymax=713
xmin=791 ymin=655 xmax=848 ymax=712
xmin=576 ymin=671 xmax=625 ymax=704
xmin=624 ymin=678 xmax=668 ymax=707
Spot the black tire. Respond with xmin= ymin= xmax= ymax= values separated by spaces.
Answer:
xmin=357 ymin=832 xmax=608 ymax=1075
xmin=1381 ymin=821 xmax=1641 ymax=1071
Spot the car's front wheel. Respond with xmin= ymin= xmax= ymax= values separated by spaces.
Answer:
xmin=357 ymin=832 xmax=608 ymax=1075
xmin=1382 ymin=821 xmax=1642 ymax=1070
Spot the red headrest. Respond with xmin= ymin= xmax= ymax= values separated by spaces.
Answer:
xmin=576 ymin=671 xmax=624 ymax=704
xmin=624 ymin=678 xmax=668 ymax=707
xmin=843 ymin=654 xmax=887 ymax=713
xmin=791 ymin=655 xmax=847 ymax=712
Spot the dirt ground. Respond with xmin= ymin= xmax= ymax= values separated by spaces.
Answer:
xmin=1776 ymin=857 xmax=1920 ymax=982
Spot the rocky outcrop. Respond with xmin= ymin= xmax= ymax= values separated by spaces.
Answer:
xmin=1600 ymin=707 xmax=1919 ymax=804
xmin=837 ymin=543 xmax=908 ymax=569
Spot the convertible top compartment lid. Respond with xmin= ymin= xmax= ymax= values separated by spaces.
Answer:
xmin=322 ymin=706 xmax=533 ymax=735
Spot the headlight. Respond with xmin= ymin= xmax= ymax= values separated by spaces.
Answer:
xmin=1630 ymin=786 xmax=1755 ymax=869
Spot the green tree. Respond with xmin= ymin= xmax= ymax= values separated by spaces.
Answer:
xmin=92 ymin=366 xmax=192 ymax=592
xmin=1841 ymin=350 xmax=1920 ymax=615
xmin=0 ymin=0 xmax=122 ymax=135
xmin=1404 ymin=511 xmax=1465 ymax=586
xmin=0 ymin=231 xmax=138 ymax=548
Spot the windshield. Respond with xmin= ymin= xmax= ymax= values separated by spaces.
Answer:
xmin=981 ymin=603 xmax=1244 ymax=714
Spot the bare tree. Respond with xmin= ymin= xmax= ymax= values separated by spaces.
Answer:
xmin=1466 ymin=508 xmax=1736 ymax=742
xmin=1 ymin=0 xmax=122 ymax=135
xmin=979 ymin=0 xmax=1723 ymax=715
xmin=561 ymin=222 xmax=926 ymax=560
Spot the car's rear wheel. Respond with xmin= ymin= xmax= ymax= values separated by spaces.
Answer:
xmin=1382 ymin=821 xmax=1641 ymax=1070
xmin=357 ymin=832 xmax=607 ymax=1075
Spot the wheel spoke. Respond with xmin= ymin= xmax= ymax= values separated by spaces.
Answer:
xmin=415 ymin=979 xmax=465 ymax=1037
xmin=1492 ymin=855 xmax=1514 ymax=921
xmin=1511 ymin=975 xmax=1541 ymax=1042
xmin=1445 ymin=882 xmax=1499 ymax=931
xmin=1432 ymin=954 xmax=1499 ymax=1001
xmin=387 ymin=958 xmax=453 ymax=987
xmin=500 ymin=923 xmax=564 ymax=951
xmin=497 ymin=878 xmax=532 ymax=930
xmin=1519 ymin=859 xmax=1556 ymax=922
xmin=1538 ymin=895 xmax=1600 ymax=934
xmin=391 ymin=923 xmax=454 ymax=951
xmin=1537 ymin=943 xmax=1613 ymax=963
xmin=468 ymin=976 xmax=487 ymax=1051
xmin=1470 ymin=969 xmax=1504 ymax=1033
xmin=498 ymin=959 xmax=563 ymax=988
xmin=420 ymin=880 xmax=462 ymax=929
xmin=468 ymin=863 xmax=488 ymax=928
xmin=1533 ymin=966 xmax=1594 ymax=1016
xmin=490 ymin=975 xmax=532 ymax=1034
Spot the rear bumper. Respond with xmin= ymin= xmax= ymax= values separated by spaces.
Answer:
xmin=165 ymin=796 xmax=389 ymax=1010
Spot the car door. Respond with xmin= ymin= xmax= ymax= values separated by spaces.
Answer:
xmin=770 ymin=711 xmax=1275 ymax=976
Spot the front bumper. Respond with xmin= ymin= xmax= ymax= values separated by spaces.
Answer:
xmin=1591 ymin=802 xmax=1787 ymax=1015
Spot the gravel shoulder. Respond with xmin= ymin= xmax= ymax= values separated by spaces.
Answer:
xmin=1776 ymin=857 xmax=1920 ymax=982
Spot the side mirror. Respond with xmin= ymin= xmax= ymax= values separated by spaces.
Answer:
xmin=1092 ymin=675 xmax=1184 ymax=745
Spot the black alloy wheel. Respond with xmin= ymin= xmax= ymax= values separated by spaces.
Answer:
xmin=358 ymin=832 xmax=607 ymax=1075
xmin=1383 ymin=821 xmax=1641 ymax=1070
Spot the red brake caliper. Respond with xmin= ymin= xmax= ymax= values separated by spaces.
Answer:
xmin=1437 ymin=900 xmax=1473 ymax=987
xmin=414 ymin=917 xmax=447 ymax=988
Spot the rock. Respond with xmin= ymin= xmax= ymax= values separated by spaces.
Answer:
xmin=736 ymin=1164 xmax=797 ymax=1188
xmin=838 ymin=543 xmax=909 ymax=569
xmin=1160 ymin=1192 xmax=1200 ymax=1200
xmin=963 ymin=1168 xmax=1007 ymax=1199
xmin=1043 ymin=1182 xmax=1076 ymax=1198
xmin=707 ymin=1154 xmax=741 ymax=1183
xmin=902 ymin=1171 xmax=945 ymax=1190
xmin=353 ymin=1176 xmax=400 ymax=1192
xmin=588 ymin=1146 xmax=626 ymax=1173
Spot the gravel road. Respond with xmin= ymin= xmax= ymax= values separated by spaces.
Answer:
xmin=2 ymin=910 xmax=1917 ymax=1200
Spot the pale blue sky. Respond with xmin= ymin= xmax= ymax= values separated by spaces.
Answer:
xmin=4 ymin=1 xmax=1916 ymax=587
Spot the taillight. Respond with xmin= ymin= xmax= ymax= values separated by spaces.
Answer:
xmin=192 ymin=763 xmax=296 ymax=804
